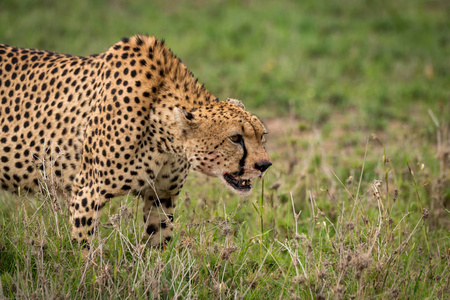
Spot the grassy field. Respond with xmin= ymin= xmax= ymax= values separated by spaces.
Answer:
xmin=1 ymin=0 xmax=449 ymax=298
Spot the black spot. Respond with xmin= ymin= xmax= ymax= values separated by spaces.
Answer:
xmin=185 ymin=112 xmax=194 ymax=120
xmin=161 ymin=198 xmax=172 ymax=207
xmin=167 ymin=214 xmax=174 ymax=222
xmin=146 ymin=224 xmax=158 ymax=235
xmin=80 ymin=239 xmax=89 ymax=249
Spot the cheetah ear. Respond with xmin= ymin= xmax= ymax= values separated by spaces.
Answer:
xmin=226 ymin=98 xmax=245 ymax=110
xmin=174 ymin=107 xmax=199 ymax=130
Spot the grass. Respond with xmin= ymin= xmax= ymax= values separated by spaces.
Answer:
xmin=1 ymin=0 xmax=449 ymax=298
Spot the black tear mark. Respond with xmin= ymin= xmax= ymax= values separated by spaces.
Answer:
xmin=238 ymin=140 xmax=247 ymax=176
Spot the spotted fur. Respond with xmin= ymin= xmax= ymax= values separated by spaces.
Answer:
xmin=0 ymin=35 xmax=271 ymax=247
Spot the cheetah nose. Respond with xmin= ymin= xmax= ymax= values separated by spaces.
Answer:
xmin=254 ymin=161 xmax=272 ymax=173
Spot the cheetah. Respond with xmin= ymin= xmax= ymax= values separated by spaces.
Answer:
xmin=0 ymin=35 xmax=271 ymax=247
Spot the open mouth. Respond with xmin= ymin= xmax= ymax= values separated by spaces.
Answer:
xmin=223 ymin=172 xmax=252 ymax=191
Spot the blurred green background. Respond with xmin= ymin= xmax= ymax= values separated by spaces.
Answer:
xmin=1 ymin=0 xmax=448 ymax=127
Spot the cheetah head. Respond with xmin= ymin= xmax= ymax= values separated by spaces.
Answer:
xmin=175 ymin=99 xmax=271 ymax=195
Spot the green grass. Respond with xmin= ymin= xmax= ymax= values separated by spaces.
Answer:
xmin=1 ymin=0 xmax=449 ymax=298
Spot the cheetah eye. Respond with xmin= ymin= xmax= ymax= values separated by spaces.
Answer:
xmin=261 ymin=132 xmax=268 ymax=143
xmin=229 ymin=134 xmax=243 ymax=144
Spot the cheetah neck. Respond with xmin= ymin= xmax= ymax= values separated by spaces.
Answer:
xmin=115 ymin=35 xmax=219 ymax=110
xmin=102 ymin=35 xmax=224 ymax=158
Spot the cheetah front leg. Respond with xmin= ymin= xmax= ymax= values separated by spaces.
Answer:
xmin=69 ymin=181 xmax=110 ymax=248
xmin=142 ymin=188 xmax=176 ymax=247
